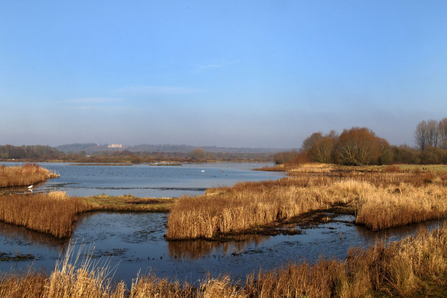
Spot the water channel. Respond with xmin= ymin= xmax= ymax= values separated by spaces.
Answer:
xmin=0 ymin=162 xmax=445 ymax=285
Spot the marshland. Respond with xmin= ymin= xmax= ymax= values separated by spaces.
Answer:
xmin=1 ymin=161 xmax=447 ymax=297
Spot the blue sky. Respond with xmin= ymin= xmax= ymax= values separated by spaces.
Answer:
xmin=1 ymin=1 xmax=447 ymax=148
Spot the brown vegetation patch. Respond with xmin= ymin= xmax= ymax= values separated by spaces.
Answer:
xmin=0 ymin=163 xmax=59 ymax=188
xmin=167 ymin=166 xmax=447 ymax=240
xmin=0 ymin=192 xmax=88 ymax=238
xmin=84 ymin=195 xmax=175 ymax=212
xmin=0 ymin=192 xmax=174 ymax=239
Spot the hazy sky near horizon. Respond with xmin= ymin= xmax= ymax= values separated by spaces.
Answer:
xmin=1 ymin=1 xmax=447 ymax=148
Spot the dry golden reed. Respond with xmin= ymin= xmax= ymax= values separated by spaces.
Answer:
xmin=0 ymin=192 xmax=88 ymax=238
xmin=0 ymin=163 xmax=59 ymax=188
xmin=167 ymin=170 xmax=447 ymax=240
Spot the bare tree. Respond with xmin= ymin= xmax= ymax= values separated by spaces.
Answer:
xmin=310 ymin=136 xmax=335 ymax=163
xmin=427 ymin=119 xmax=439 ymax=148
xmin=301 ymin=132 xmax=323 ymax=153
xmin=438 ymin=118 xmax=447 ymax=149
xmin=415 ymin=120 xmax=429 ymax=150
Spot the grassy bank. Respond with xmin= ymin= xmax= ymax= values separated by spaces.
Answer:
xmin=167 ymin=165 xmax=447 ymax=240
xmin=0 ymin=192 xmax=175 ymax=238
xmin=2 ymin=223 xmax=447 ymax=297
xmin=84 ymin=194 xmax=175 ymax=212
xmin=0 ymin=163 xmax=60 ymax=188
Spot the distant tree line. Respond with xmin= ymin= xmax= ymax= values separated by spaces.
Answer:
xmin=0 ymin=145 xmax=273 ymax=163
xmin=275 ymin=120 xmax=447 ymax=166
xmin=0 ymin=145 xmax=62 ymax=160
xmin=56 ymin=143 xmax=287 ymax=155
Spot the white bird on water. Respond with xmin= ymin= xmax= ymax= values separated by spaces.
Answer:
xmin=28 ymin=185 xmax=33 ymax=192
xmin=201 ymin=170 xmax=205 ymax=173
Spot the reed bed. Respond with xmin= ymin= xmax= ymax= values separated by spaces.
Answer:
xmin=2 ymin=224 xmax=447 ymax=297
xmin=0 ymin=192 xmax=175 ymax=239
xmin=167 ymin=178 xmax=356 ymax=240
xmin=0 ymin=163 xmax=59 ymax=188
xmin=355 ymin=182 xmax=447 ymax=230
xmin=0 ymin=191 xmax=88 ymax=238
xmin=167 ymin=169 xmax=447 ymax=240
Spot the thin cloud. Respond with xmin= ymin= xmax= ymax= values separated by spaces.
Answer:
xmin=192 ymin=60 xmax=240 ymax=74
xmin=51 ymin=97 xmax=124 ymax=111
xmin=65 ymin=97 xmax=120 ymax=104
xmin=115 ymin=86 xmax=205 ymax=96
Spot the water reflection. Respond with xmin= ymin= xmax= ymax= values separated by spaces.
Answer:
xmin=354 ymin=217 xmax=447 ymax=244
xmin=0 ymin=221 xmax=67 ymax=253
xmin=0 ymin=211 xmax=446 ymax=283
xmin=168 ymin=235 xmax=270 ymax=260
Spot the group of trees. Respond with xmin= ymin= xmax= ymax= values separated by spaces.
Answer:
xmin=275 ymin=119 xmax=447 ymax=166
xmin=415 ymin=118 xmax=447 ymax=150
xmin=296 ymin=127 xmax=392 ymax=166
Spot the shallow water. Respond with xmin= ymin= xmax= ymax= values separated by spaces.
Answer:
xmin=0 ymin=211 xmax=445 ymax=285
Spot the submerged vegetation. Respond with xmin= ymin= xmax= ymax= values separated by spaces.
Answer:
xmin=0 ymin=163 xmax=59 ymax=188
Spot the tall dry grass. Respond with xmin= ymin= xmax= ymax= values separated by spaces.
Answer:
xmin=0 ymin=163 xmax=60 ymax=188
xmin=355 ymin=182 xmax=447 ymax=230
xmin=0 ymin=191 xmax=89 ymax=238
xmin=167 ymin=170 xmax=447 ymax=240
xmin=167 ymin=178 xmax=356 ymax=240
xmin=0 ymin=192 xmax=174 ymax=239
xmin=44 ymin=244 xmax=127 ymax=298
xmin=2 ymin=224 xmax=447 ymax=297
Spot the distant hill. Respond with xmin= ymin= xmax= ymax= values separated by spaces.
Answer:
xmin=56 ymin=143 xmax=290 ymax=154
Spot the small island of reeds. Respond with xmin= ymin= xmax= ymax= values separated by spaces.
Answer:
xmin=0 ymin=163 xmax=60 ymax=188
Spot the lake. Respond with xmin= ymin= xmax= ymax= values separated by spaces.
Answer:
xmin=0 ymin=162 xmax=284 ymax=197
xmin=0 ymin=162 xmax=444 ymax=286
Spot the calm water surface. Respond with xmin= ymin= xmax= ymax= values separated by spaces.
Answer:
xmin=0 ymin=162 xmax=445 ymax=285
xmin=0 ymin=162 xmax=283 ymax=197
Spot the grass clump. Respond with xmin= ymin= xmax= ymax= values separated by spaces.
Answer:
xmin=0 ymin=163 xmax=59 ymax=188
